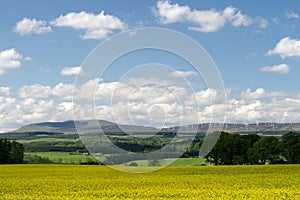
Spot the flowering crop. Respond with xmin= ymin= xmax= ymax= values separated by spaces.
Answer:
xmin=1 ymin=164 xmax=300 ymax=199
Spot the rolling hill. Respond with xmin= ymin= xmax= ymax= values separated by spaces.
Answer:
xmin=1 ymin=120 xmax=300 ymax=164
xmin=2 ymin=120 xmax=300 ymax=138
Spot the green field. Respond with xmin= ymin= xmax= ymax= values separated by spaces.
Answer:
xmin=126 ymin=158 xmax=209 ymax=166
xmin=1 ymin=164 xmax=300 ymax=199
xmin=26 ymin=152 xmax=208 ymax=165
xmin=18 ymin=138 xmax=80 ymax=143
xmin=26 ymin=152 xmax=97 ymax=164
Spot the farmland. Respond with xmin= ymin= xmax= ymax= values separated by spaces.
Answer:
xmin=25 ymin=152 xmax=98 ymax=164
xmin=1 ymin=164 xmax=300 ymax=199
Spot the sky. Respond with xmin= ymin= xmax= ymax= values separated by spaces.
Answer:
xmin=1 ymin=0 xmax=300 ymax=132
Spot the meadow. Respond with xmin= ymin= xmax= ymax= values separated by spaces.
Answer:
xmin=1 ymin=164 xmax=300 ymax=199
xmin=26 ymin=152 xmax=97 ymax=164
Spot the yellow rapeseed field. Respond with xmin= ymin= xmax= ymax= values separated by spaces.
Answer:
xmin=1 ymin=164 xmax=300 ymax=199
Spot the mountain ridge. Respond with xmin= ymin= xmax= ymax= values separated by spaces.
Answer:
xmin=4 ymin=119 xmax=159 ymax=135
xmin=2 ymin=120 xmax=300 ymax=135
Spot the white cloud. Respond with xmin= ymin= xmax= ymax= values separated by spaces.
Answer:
xmin=57 ymin=102 xmax=73 ymax=112
xmin=0 ymin=97 xmax=56 ymax=132
xmin=0 ymin=48 xmax=23 ymax=75
xmin=71 ymin=77 xmax=187 ymax=105
xmin=50 ymin=11 xmax=127 ymax=39
xmin=260 ymin=64 xmax=290 ymax=74
xmin=227 ymin=7 xmax=252 ymax=27
xmin=18 ymin=82 xmax=74 ymax=100
xmin=286 ymin=10 xmax=299 ymax=20
xmin=14 ymin=18 xmax=52 ymax=35
xmin=240 ymin=88 xmax=266 ymax=100
xmin=3 ymin=75 xmax=300 ymax=132
xmin=227 ymin=100 xmax=262 ymax=122
xmin=154 ymin=0 xmax=190 ymax=24
xmin=226 ymin=89 xmax=300 ymax=123
xmin=24 ymin=57 xmax=32 ymax=61
xmin=0 ymin=87 xmax=10 ymax=96
xmin=240 ymin=88 xmax=285 ymax=100
xmin=52 ymin=83 xmax=74 ymax=100
xmin=18 ymin=84 xmax=52 ymax=98
xmin=185 ymin=88 xmax=229 ymax=106
xmin=267 ymin=37 xmax=300 ymax=58
xmin=1 ymin=83 xmax=300 ymax=132
xmin=154 ymin=1 xmax=253 ymax=32
xmin=258 ymin=18 xmax=268 ymax=28
xmin=169 ymin=71 xmax=198 ymax=77
xmin=60 ymin=66 xmax=83 ymax=76
xmin=108 ymin=87 xmax=300 ymax=127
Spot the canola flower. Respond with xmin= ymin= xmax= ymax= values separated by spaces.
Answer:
xmin=0 ymin=164 xmax=300 ymax=199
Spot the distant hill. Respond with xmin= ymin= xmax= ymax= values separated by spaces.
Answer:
xmin=162 ymin=122 xmax=300 ymax=135
xmin=5 ymin=120 xmax=159 ymax=135
xmin=2 ymin=120 xmax=300 ymax=138
xmin=1 ymin=120 xmax=300 ymax=155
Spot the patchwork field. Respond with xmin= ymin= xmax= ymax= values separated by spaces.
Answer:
xmin=26 ymin=152 xmax=97 ymax=164
xmin=1 ymin=164 xmax=300 ymax=199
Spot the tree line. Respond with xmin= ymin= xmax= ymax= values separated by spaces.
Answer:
xmin=205 ymin=132 xmax=300 ymax=165
xmin=1 ymin=131 xmax=300 ymax=165
xmin=0 ymin=139 xmax=24 ymax=164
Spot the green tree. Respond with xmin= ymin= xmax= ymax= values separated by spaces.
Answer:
xmin=206 ymin=133 xmax=260 ymax=165
xmin=9 ymin=141 xmax=25 ymax=164
xmin=0 ymin=139 xmax=10 ymax=163
xmin=247 ymin=136 xmax=281 ymax=164
xmin=281 ymin=132 xmax=300 ymax=164
xmin=205 ymin=132 xmax=228 ymax=165
xmin=239 ymin=134 xmax=261 ymax=163
xmin=0 ymin=139 xmax=24 ymax=164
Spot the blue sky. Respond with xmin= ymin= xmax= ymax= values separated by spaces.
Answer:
xmin=1 ymin=0 xmax=300 ymax=131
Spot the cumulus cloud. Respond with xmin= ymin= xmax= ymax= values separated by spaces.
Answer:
xmin=260 ymin=64 xmax=290 ymax=74
xmin=0 ymin=87 xmax=10 ymax=96
xmin=240 ymin=88 xmax=285 ymax=100
xmin=267 ymin=37 xmax=300 ymax=58
xmin=52 ymin=83 xmax=74 ymax=100
xmin=50 ymin=11 xmax=127 ymax=39
xmin=240 ymin=88 xmax=266 ymax=100
xmin=286 ymin=10 xmax=299 ymax=20
xmin=227 ymin=89 xmax=300 ymax=123
xmin=0 ymin=48 xmax=23 ymax=75
xmin=14 ymin=18 xmax=52 ymax=35
xmin=100 ymin=87 xmax=300 ymax=127
xmin=3 ymin=76 xmax=300 ymax=132
xmin=18 ymin=82 xmax=74 ymax=100
xmin=60 ymin=66 xmax=83 ymax=76
xmin=71 ymin=77 xmax=188 ymax=105
xmin=18 ymin=84 xmax=52 ymax=98
xmin=0 ymin=96 xmax=55 ymax=131
xmin=185 ymin=88 xmax=228 ymax=106
xmin=154 ymin=0 xmax=190 ymax=24
xmin=153 ymin=0 xmax=253 ymax=32
xmin=169 ymin=71 xmax=198 ymax=77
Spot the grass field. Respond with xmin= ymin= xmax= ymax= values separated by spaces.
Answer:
xmin=18 ymin=138 xmax=80 ymax=143
xmin=126 ymin=158 xmax=209 ymax=166
xmin=1 ymin=164 xmax=300 ymax=199
xmin=26 ymin=152 xmax=208 ymax=165
xmin=26 ymin=152 xmax=97 ymax=163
